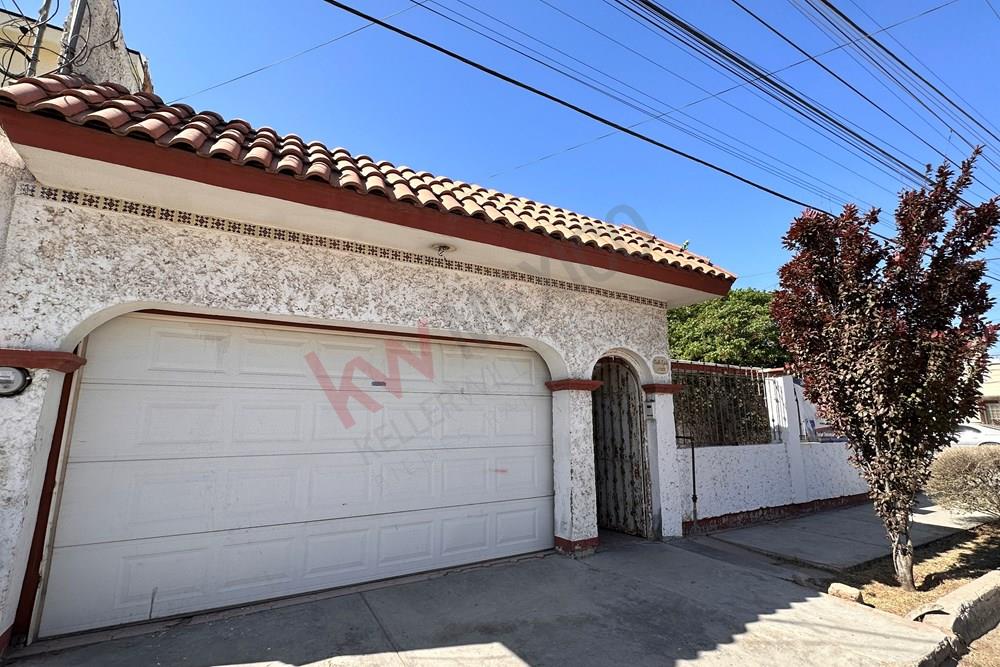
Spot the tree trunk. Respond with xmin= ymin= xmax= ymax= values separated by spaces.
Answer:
xmin=890 ymin=522 xmax=916 ymax=592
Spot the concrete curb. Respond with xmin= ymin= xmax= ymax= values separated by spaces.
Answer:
xmin=910 ymin=570 xmax=1000 ymax=661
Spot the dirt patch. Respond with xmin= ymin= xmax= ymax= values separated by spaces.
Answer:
xmin=956 ymin=623 xmax=1000 ymax=666
xmin=837 ymin=523 xmax=1000 ymax=616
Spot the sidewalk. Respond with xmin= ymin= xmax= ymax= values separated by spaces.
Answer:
xmin=707 ymin=495 xmax=989 ymax=571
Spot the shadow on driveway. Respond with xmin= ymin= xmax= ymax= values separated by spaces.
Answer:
xmin=7 ymin=532 xmax=952 ymax=666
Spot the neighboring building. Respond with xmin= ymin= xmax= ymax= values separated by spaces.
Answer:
xmin=0 ymin=73 xmax=739 ymax=645
xmin=0 ymin=8 xmax=148 ymax=89
xmin=976 ymin=358 xmax=1000 ymax=425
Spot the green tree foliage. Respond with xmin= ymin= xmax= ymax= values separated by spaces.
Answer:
xmin=667 ymin=288 xmax=789 ymax=367
xmin=772 ymin=154 xmax=999 ymax=591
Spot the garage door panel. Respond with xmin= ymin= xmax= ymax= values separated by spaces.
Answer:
xmin=42 ymin=314 xmax=554 ymax=637
xmin=69 ymin=387 xmax=549 ymax=462
xmin=67 ymin=390 xmax=230 ymax=461
xmin=148 ymin=327 xmax=232 ymax=375
xmin=55 ymin=446 xmax=553 ymax=545
xmin=238 ymin=334 xmax=312 ymax=378
xmin=40 ymin=498 xmax=554 ymax=637
xmin=440 ymin=348 xmax=548 ymax=391
xmin=83 ymin=315 xmax=547 ymax=395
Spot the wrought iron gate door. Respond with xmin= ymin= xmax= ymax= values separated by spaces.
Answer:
xmin=592 ymin=358 xmax=653 ymax=537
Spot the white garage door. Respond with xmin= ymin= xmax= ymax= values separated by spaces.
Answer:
xmin=39 ymin=313 xmax=553 ymax=637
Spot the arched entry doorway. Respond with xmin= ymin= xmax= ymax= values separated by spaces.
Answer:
xmin=591 ymin=357 xmax=653 ymax=538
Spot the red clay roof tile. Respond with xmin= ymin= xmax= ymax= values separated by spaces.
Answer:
xmin=0 ymin=74 xmax=735 ymax=282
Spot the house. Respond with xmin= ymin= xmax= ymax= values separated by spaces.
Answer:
xmin=0 ymin=7 xmax=149 ymax=89
xmin=976 ymin=358 xmax=1000 ymax=425
xmin=0 ymin=68 xmax=741 ymax=646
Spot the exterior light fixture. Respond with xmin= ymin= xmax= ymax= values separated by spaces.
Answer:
xmin=431 ymin=243 xmax=456 ymax=257
xmin=0 ymin=366 xmax=31 ymax=397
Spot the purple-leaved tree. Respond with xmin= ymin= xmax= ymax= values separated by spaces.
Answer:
xmin=772 ymin=154 xmax=999 ymax=590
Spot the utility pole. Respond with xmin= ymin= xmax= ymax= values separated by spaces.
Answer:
xmin=58 ymin=0 xmax=87 ymax=74
xmin=25 ymin=0 xmax=52 ymax=77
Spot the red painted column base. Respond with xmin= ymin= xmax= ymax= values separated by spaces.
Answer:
xmin=554 ymin=536 xmax=599 ymax=556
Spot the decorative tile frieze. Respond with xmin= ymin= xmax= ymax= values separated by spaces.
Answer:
xmin=18 ymin=182 xmax=670 ymax=308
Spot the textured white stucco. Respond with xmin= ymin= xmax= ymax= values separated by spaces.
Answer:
xmin=0 ymin=372 xmax=50 ymax=623
xmin=0 ymin=196 xmax=670 ymax=370
xmin=0 ymin=134 xmax=28 ymax=264
xmin=676 ymin=438 xmax=867 ymax=521
xmin=62 ymin=0 xmax=144 ymax=92
xmin=0 ymin=179 xmax=677 ymax=633
xmin=551 ymin=390 xmax=600 ymax=543
xmin=677 ymin=443 xmax=797 ymax=521
xmin=802 ymin=441 xmax=868 ymax=501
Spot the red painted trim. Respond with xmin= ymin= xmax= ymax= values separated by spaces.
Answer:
xmin=0 ymin=110 xmax=733 ymax=296
xmin=139 ymin=309 xmax=526 ymax=349
xmin=0 ymin=624 xmax=11 ymax=657
xmin=642 ymin=383 xmax=683 ymax=394
xmin=682 ymin=493 xmax=869 ymax=535
xmin=0 ymin=349 xmax=85 ymax=372
xmin=671 ymin=362 xmax=766 ymax=377
xmin=12 ymin=366 xmax=75 ymax=642
xmin=554 ymin=536 xmax=599 ymax=554
xmin=545 ymin=379 xmax=603 ymax=392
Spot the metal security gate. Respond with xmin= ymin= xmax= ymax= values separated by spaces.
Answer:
xmin=591 ymin=357 xmax=652 ymax=537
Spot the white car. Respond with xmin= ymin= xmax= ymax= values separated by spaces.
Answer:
xmin=953 ymin=423 xmax=1000 ymax=447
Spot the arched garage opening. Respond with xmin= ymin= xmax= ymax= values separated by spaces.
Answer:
xmin=28 ymin=310 xmax=557 ymax=638
xmin=591 ymin=357 xmax=653 ymax=538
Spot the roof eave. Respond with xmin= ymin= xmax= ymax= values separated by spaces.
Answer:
xmin=0 ymin=108 xmax=735 ymax=297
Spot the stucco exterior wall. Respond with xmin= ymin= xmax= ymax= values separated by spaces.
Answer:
xmin=0 ymin=194 xmax=669 ymax=366
xmin=62 ymin=0 xmax=144 ymax=92
xmin=801 ymin=441 xmax=868 ymax=501
xmin=0 ymin=132 xmax=28 ymax=261
xmin=676 ymin=438 xmax=867 ymax=522
xmin=0 ymin=177 xmax=675 ymax=635
xmin=677 ymin=443 xmax=796 ymax=521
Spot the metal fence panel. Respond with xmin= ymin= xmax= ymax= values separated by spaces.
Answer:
xmin=673 ymin=367 xmax=776 ymax=447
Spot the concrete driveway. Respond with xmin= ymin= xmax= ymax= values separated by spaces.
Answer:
xmin=8 ymin=533 xmax=951 ymax=667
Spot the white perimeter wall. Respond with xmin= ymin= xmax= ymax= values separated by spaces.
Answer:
xmin=674 ymin=374 xmax=868 ymax=522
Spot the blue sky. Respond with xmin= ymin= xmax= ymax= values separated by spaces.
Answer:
xmin=84 ymin=2 xmax=1000 ymax=307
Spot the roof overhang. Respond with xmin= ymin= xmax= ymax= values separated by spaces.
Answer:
xmin=0 ymin=109 xmax=733 ymax=306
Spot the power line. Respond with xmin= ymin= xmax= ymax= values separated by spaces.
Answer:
xmin=530 ymin=0 xmax=900 ymax=197
xmin=416 ymin=0 xmax=863 ymax=207
xmin=732 ymin=0 xmax=969 ymax=177
xmin=321 ymin=0 xmax=823 ymax=210
xmin=811 ymin=0 xmax=1000 ymax=186
xmin=490 ymin=0 xmax=956 ymax=190
xmin=844 ymin=0 xmax=1000 ymax=141
xmin=617 ymin=0 xmax=1000 ymax=222
xmin=784 ymin=0 xmax=1000 ymax=195
xmin=985 ymin=0 xmax=1000 ymax=23
xmin=319 ymin=0 xmax=1000 ymax=282
xmin=170 ymin=3 xmax=423 ymax=104
xmin=613 ymin=0 xmax=930 ymax=190
xmin=616 ymin=0 xmax=1000 ymax=262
